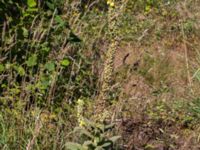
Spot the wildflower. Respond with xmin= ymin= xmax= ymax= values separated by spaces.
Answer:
xmin=79 ymin=119 xmax=86 ymax=127
xmin=77 ymin=98 xmax=84 ymax=106
xmin=107 ymin=0 xmax=115 ymax=7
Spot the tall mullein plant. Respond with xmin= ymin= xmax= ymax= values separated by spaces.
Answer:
xmin=94 ymin=0 xmax=127 ymax=120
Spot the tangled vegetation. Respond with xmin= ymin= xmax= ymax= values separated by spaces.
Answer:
xmin=1 ymin=0 xmax=200 ymax=149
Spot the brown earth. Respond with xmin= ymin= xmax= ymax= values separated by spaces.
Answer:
xmin=113 ymin=40 xmax=200 ymax=149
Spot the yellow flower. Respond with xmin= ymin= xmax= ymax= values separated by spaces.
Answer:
xmin=79 ymin=120 xmax=86 ymax=127
xmin=107 ymin=0 xmax=115 ymax=7
xmin=110 ymin=2 xmax=114 ymax=7
xmin=77 ymin=98 xmax=84 ymax=106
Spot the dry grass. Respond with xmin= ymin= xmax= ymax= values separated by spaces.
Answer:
xmin=1 ymin=0 xmax=200 ymax=149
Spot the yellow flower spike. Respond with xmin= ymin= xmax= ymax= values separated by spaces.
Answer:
xmin=76 ymin=98 xmax=86 ymax=127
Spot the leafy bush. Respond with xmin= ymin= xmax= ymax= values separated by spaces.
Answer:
xmin=0 ymin=0 xmax=98 ymax=110
xmin=66 ymin=119 xmax=121 ymax=150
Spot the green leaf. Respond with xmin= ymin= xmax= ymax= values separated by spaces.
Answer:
xmin=145 ymin=5 xmax=151 ymax=12
xmin=14 ymin=66 xmax=25 ymax=76
xmin=41 ymin=42 xmax=50 ymax=52
xmin=22 ymin=27 xmax=28 ymax=38
xmin=55 ymin=15 xmax=66 ymax=29
xmin=80 ymin=129 xmax=94 ymax=139
xmin=104 ymin=124 xmax=115 ymax=131
xmin=65 ymin=142 xmax=82 ymax=150
xmin=27 ymin=8 xmax=38 ymax=12
xmin=94 ymin=146 xmax=104 ymax=150
xmin=45 ymin=61 xmax=55 ymax=72
xmin=60 ymin=59 xmax=70 ymax=67
xmin=101 ymin=142 xmax=112 ymax=148
xmin=1 ymin=84 xmax=7 ymax=88
xmin=73 ymin=127 xmax=93 ymax=139
xmin=46 ymin=1 xmax=55 ymax=10
xmin=39 ymin=76 xmax=51 ymax=90
xmin=55 ymin=15 xmax=64 ymax=24
xmin=0 ymin=64 xmax=5 ymax=72
xmin=109 ymin=136 xmax=121 ymax=143
xmin=27 ymin=0 xmax=37 ymax=8
xmin=26 ymin=54 xmax=37 ymax=67
xmin=83 ymin=141 xmax=93 ymax=146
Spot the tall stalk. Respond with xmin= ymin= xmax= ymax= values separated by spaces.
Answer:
xmin=94 ymin=0 xmax=127 ymax=120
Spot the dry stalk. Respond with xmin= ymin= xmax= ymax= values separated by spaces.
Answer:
xmin=26 ymin=116 xmax=42 ymax=150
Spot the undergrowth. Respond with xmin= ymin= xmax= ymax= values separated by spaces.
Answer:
xmin=1 ymin=0 xmax=200 ymax=149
